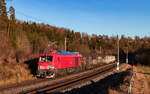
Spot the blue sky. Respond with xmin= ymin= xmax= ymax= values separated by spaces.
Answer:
xmin=7 ymin=0 xmax=150 ymax=38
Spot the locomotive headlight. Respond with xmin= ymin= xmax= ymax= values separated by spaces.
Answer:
xmin=47 ymin=65 xmax=54 ymax=69
xmin=39 ymin=66 xmax=44 ymax=69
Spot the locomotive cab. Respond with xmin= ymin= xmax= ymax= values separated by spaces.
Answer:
xmin=37 ymin=54 xmax=56 ymax=78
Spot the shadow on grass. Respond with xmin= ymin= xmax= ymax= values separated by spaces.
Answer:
xmin=54 ymin=69 xmax=132 ymax=94
xmin=24 ymin=58 xmax=39 ymax=75
xmin=138 ymin=72 xmax=150 ymax=75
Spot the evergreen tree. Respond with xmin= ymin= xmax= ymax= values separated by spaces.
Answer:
xmin=8 ymin=6 xmax=16 ymax=34
xmin=0 ymin=0 xmax=7 ymax=18
xmin=9 ymin=6 xmax=15 ymax=21
xmin=0 ymin=0 xmax=8 ymax=31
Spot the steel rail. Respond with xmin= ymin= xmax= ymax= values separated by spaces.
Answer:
xmin=25 ymin=63 xmax=116 ymax=94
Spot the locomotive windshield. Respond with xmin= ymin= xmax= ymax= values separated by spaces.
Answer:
xmin=40 ymin=55 xmax=53 ymax=62
xmin=47 ymin=56 xmax=53 ymax=62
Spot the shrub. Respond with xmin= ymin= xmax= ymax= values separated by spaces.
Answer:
xmin=0 ymin=63 xmax=35 ymax=85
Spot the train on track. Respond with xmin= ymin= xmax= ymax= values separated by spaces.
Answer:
xmin=36 ymin=50 xmax=82 ymax=78
xmin=36 ymin=50 xmax=117 ymax=78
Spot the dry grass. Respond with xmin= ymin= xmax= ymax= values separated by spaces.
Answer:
xmin=137 ymin=65 xmax=150 ymax=73
xmin=137 ymin=65 xmax=150 ymax=91
xmin=108 ymin=89 xmax=122 ymax=94
xmin=0 ymin=63 xmax=36 ymax=86
xmin=0 ymin=31 xmax=36 ymax=86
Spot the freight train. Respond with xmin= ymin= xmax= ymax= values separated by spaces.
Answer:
xmin=36 ymin=50 xmax=82 ymax=78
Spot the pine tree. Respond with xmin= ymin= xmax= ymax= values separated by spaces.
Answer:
xmin=0 ymin=0 xmax=7 ymax=18
xmin=8 ymin=6 xmax=16 ymax=34
xmin=0 ymin=0 xmax=8 ymax=31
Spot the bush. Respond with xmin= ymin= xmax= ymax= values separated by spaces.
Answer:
xmin=0 ymin=63 xmax=35 ymax=85
xmin=135 ymin=48 xmax=150 ymax=66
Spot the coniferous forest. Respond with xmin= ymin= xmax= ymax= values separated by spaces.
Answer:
xmin=1 ymin=0 xmax=150 ymax=66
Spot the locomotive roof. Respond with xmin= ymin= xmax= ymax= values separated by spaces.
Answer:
xmin=58 ymin=50 xmax=78 ymax=55
xmin=40 ymin=50 xmax=78 ymax=56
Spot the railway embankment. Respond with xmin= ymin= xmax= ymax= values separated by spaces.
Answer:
xmin=59 ymin=64 xmax=132 ymax=94
xmin=59 ymin=65 xmax=150 ymax=94
xmin=0 ymin=63 xmax=132 ymax=94
xmin=0 ymin=63 xmax=110 ymax=94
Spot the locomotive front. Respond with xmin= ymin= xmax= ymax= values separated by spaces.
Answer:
xmin=36 ymin=53 xmax=56 ymax=78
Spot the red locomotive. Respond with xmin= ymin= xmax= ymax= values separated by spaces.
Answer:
xmin=37 ymin=50 xmax=82 ymax=78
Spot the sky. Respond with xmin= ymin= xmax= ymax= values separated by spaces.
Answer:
xmin=6 ymin=0 xmax=150 ymax=38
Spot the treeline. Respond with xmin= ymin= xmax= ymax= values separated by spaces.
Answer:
xmin=0 ymin=0 xmax=150 ymax=66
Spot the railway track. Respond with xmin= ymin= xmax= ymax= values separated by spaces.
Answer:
xmin=24 ymin=63 xmax=116 ymax=94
